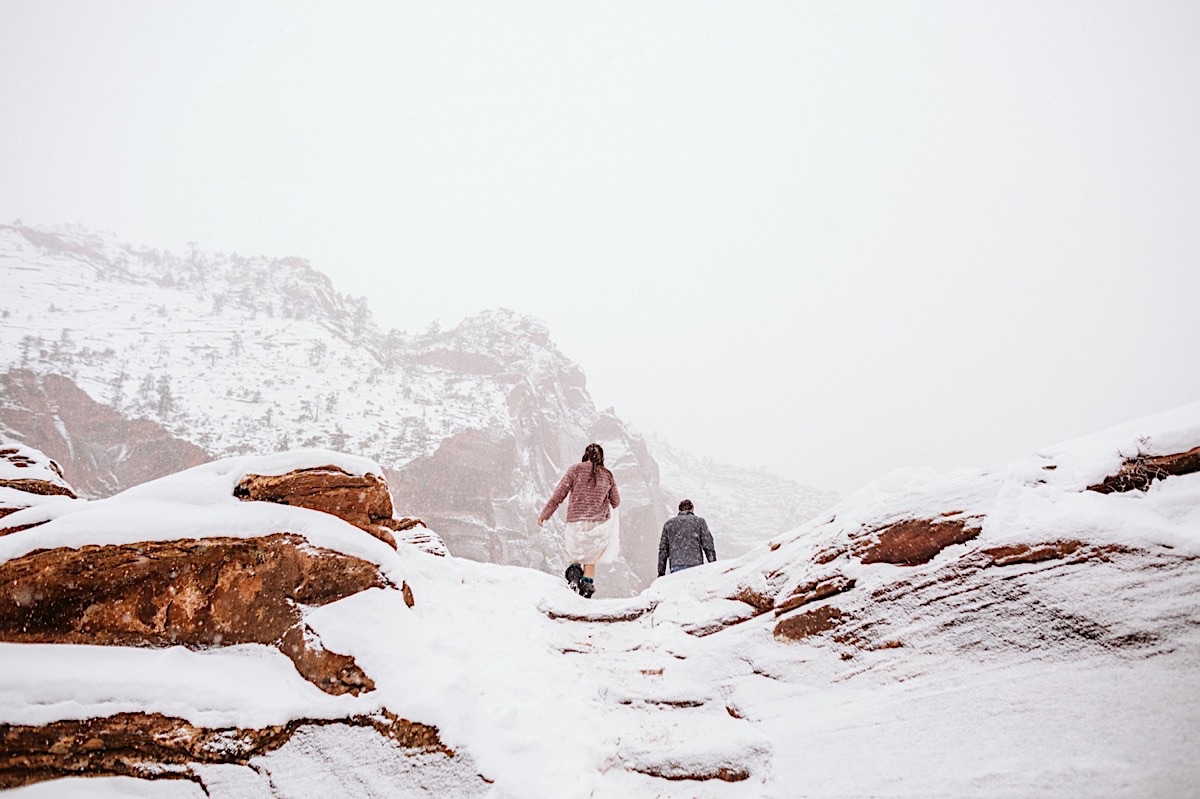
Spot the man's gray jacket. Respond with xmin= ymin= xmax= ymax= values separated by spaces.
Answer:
xmin=658 ymin=511 xmax=716 ymax=576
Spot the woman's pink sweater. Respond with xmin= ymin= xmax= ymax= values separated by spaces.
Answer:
xmin=539 ymin=461 xmax=621 ymax=524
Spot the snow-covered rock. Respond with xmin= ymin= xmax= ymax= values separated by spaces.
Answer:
xmin=0 ymin=434 xmax=77 ymax=531
xmin=0 ymin=406 xmax=1197 ymax=796
xmin=0 ymin=435 xmax=73 ymax=499
xmin=0 ymin=447 xmax=456 ymax=790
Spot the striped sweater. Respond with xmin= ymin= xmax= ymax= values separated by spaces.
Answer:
xmin=538 ymin=461 xmax=621 ymax=524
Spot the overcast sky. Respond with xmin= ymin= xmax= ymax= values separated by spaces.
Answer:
xmin=2 ymin=2 xmax=1199 ymax=491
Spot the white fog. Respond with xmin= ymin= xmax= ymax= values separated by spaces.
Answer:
xmin=1 ymin=3 xmax=1198 ymax=797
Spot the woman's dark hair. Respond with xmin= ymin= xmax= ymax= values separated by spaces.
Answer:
xmin=581 ymin=442 xmax=607 ymax=484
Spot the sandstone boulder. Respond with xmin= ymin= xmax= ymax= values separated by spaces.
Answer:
xmin=235 ymin=465 xmax=401 ymax=548
xmin=0 ymin=533 xmax=387 ymax=695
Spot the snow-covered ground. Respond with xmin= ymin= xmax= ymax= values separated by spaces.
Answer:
xmin=2 ymin=404 xmax=1198 ymax=796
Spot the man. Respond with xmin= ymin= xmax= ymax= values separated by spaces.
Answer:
xmin=657 ymin=499 xmax=716 ymax=577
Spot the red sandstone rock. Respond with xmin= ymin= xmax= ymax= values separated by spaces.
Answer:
xmin=235 ymin=466 xmax=399 ymax=548
xmin=813 ymin=546 xmax=847 ymax=565
xmin=982 ymin=540 xmax=1134 ymax=568
xmin=855 ymin=517 xmax=982 ymax=566
xmin=983 ymin=540 xmax=1085 ymax=567
xmin=382 ymin=516 xmax=425 ymax=532
xmin=773 ymin=605 xmax=848 ymax=642
xmin=0 ymin=478 xmax=75 ymax=498
xmin=380 ymin=515 xmax=449 ymax=555
xmin=0 ymin=709 xmax=447 ymax=790
xmin=730 ymin=585 xmax=776 ymax=614
xmin=0 ymin=533 xmax=387 ymax=695
xmin=774 ymin=575 xmax=856 ymax=616
xmin=630 ymin=764 xmax=750 ymax=782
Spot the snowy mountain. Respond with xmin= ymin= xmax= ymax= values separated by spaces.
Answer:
xmin=0 ymin=401 xmax=1197 ymax=796
xmin=0 ymin=222 xmax=836 ymax=596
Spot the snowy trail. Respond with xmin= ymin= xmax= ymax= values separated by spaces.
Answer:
xmin=532 ymin=602 xmax=772 ymax=797
xmin=313 ymin=552 xmax=775 ymax=797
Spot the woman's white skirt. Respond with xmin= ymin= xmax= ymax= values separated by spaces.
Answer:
xmin=563 ymin=513 xmax=620 ymax=564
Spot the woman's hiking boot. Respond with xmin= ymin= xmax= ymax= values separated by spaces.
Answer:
xmin=578 ymin=577 xmax=595 ymax=599
xmin=564 ymin=562 xmax=583 ymax=593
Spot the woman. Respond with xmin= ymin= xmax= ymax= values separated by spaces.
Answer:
xmin=537 ymin=443 xmax=621 ymax=598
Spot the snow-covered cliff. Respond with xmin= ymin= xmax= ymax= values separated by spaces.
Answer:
xmin=0 ymin=223 xmax=835 ymax=595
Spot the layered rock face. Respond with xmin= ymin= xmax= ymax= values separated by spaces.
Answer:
xmin=1087 ymin=445 xmax=1200 ymax=493
xmin=0 ymin=369 xmax=210 ymax=499
xmin=679 ymin=436 xmax=1200 ymax=665
xmin=386 ymin=314 xmax=673 ymax=596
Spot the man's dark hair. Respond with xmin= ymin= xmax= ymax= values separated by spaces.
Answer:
xmin=679 ymin=499 xmax=693 ymax=512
